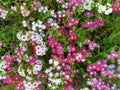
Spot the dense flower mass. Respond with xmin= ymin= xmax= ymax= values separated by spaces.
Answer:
xmin=0 ymin=0 xmax=120 ymax=90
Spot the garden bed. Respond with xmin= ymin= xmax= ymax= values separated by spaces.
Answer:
xmin=0 ymin=0 xmax=120 ymax=90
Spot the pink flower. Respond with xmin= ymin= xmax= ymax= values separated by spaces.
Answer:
xmin=0 ymin=42 xmax=3 ymax=46
xmin=11 ymin=6 xmax=17 ymax=11
xmin=21 ymin=10 xmax=30 ymax=17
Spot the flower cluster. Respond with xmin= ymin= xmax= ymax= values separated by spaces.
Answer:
xmin=3 ymin=74 xmax=20 ymax=84
xmin=82 ymin=0 xmax=94 ymax=11
xmin=86 ymin=38 xmax=100 ymax=50
xmin=17 ymin=30 xmax=47 ymax=56
xmin=23 ymin=80 xmax=41 ymax=90
xmin=45 ymin=59 xmax=63 ymax=89
xmin=87 ymin=49 xmax=120 ymax=89
xmin=20 ymin=3 xmax=30 ymax=17
xmin=58 ymin=26 xmax=68 ymax=36
xmin=87 ymin=60 xmax=107 ymax=76
xmin=56 ymin=10 xmax=66 ymax=20
xmin=45 ymin=18 xmax=59 ymax=28
xmin=32 ymin=20 xmax=46 ymax=32
xmin=0 ymin=7 xmax=8 ymax=19
xmin=66 ymin=17 xmax=79 ymax=27
xmin=87 ymin=78 xmax=113 ymax=90
xmin=62 ymin=3 xmax=68 ymax=9
xmin=38 ymin=6 xmax=48 ymax=13
xmin=11 ymin=5 xmax=17 ymax=12
xmin=112 ymin=0 xmax=120 ymax=12
xmin=0 ymin=50 xmax=43 ymax=90
xmin=68 ymin=0 xmax=84 ymax=8
xmin=97 ymin=3 xmax=113 ymax=15
xmin=107 ymin=51 xmax=119 ymax=60
xmin=31 ymin=1 xmax=41 ymax=11
xmin=48 ymin=35 xmax=64 ymax=58
xmin=82 ymin=18 xmax=104 ymax=28
xmin=0 ymin=61 xmax=6 ymax=80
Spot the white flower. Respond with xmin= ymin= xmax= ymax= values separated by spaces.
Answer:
xmin=44 ymin=6 xmax=48 ymax=11
xmin=52 ymin=86 xmax=57 ymax=89
xmin=57 ymin=66 xmax=61 ymax=70
xmin=53 ymin=61 xmax=59 ymax=66
xmin=33 ymin=82 xmax=39 ymax=88
xmin=32 ymin=25 xmax=36 ymax=31
xmin=65 ymin=75 xmax=70 ymax=79
xmin=38 ymin=24 xmax=42 ymax=28
xmin=0 ymin=62 xmax=6 ymax=75
xmin=38 ymin=6 xmax=44 ymax=12
xmin=32 ymin=21 xmax=35 ymax=25
xmin=33 ymin=70 xmax=38 ymax=75
xmin=62 ymin=3 xmax=68 ymax=9
xmin=35 ymin=46 xmax=46 ymax=55
xmin=38 ymin=6 xmax=48 ymax=13
xmin=27 ymin=68 xmax=32 ymax=74
xmin=35 ymin=45 xmax=41 ymax=51
xmin=62 ymin=4 xmax=65 ymax=8
xmin=87 ymin=80 xmax=91 ymax=85
xmin=19 ymin=71 xmax=26 ymax=77
xmin=83 ymin=0 xmax=94 ymax=11
xmin=76 ymin=54 xmax=82 ymax=60
xmin=98 ymin=5 xmax=106 ymax=13
xmin=21 ymin=35 xmax=28 ymax=41
xmin=0 ymin=9 xmax=8 ymax=19
xmin=49 ymin=59 xmax=53 ymax=64
xmin=45 ymin=67 xmax=53 ymax=73
xmin=22 ymin=20 xmax=27 ymax=27
xmin=23 ymin=81 xmax=41 ymax=90
xmin=0 ymin=61 xmax=6 ymax=69
xmin=31 ymin=35 xmax=38 ymax=41
xmin=45 ymin=69 xmax=50 ymax=73
xmin=43 ymin=10 xmax=47 ymax=13
xmin=49 ymin=67 xmax=53 ymax=71
xmin=48 ymin=78 xmax=52 ymax=81
xmin=49 ymin=72 xmax=53 ymax=77
xmin=54 ymin=73 xmax=59 ymax=78
xmin=34 ymin=64 xmax=42 ymax=71
xmin=0 ymin=76 xmax=6 ymax=80
xmin=41 ymin=25 xmax=46 ymax=29
xmin=72 ymin=6 xmax=77 ymax=10
xmin=36 ymin=50 xmax=42 ymax=55
xmin=36 ymin=60 xmax=42 ymax=65
xmin=18 ymin=66 xmax=26 ymax=77
xmin=105 ymin=8 xmax=112 ymax=15
xmin=54 ymin=78 xmax=62 ymax=85
xmin=0 ymin=64 xmax=2 ymax=68
xmin=25 ymin=82 xmax=32 ymax=89
xmin=97 ymin=3 xmax=112 ymax=15
xmin=37 ymin=20 xmax=42 ymax=24
xmin=48 ymin=83 xmax=52 ymax=87
xmin=79 ymin=42 xmax=82 ymax=47
xmin=17 ymin=33 xmax=21 ymax=40
xmin=25 ymin=76 xmax=32 ymax=81
xmin=82 ymin=59 xmax=86 ymax=62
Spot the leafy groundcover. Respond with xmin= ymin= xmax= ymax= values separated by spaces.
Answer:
xmin=0 ymin=0 xmax=120 ymax=90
